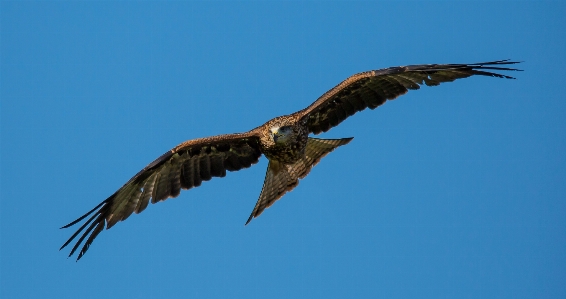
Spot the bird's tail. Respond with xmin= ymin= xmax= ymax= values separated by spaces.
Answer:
xmin=245 ymin=137 xmax=353 ymax=224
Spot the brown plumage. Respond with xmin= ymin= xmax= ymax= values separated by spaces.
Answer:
xmin=61 ymin=60 xmax=521 ymax=260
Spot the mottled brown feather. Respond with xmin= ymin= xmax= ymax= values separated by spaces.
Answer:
xmin=60 ymin=132 xmax=262 ymax=260
xmin=245 ymin=137 xmax=352 ymax=224
xmin=299 ymin=60 xmax=520 ymax=134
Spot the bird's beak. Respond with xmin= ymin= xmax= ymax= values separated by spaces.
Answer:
xmin=271 ymin=128 xmax=280 ymax=142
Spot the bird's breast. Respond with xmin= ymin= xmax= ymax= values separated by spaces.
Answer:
xmin=260 ymin=133 xmax=308 ymax=164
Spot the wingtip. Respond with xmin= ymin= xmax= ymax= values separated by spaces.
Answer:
xmin=477 ymin=59 xmax=522 ymax=65
xmin=74 ymin=251 xmax=84 ymax=261
xmin=63 ymin=254 xmax=80 ymax=262
xmin=60 ymin=222 xmax=76 ymax=229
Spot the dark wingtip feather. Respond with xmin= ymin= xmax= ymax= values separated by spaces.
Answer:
xmin=461 ymin=60 xmax=522 ymax=80
xmin=60 ymin=196 xmax=112 ymax=260
xmin=76 ymin=220 xmax=106 ymax=261
xmin=471 ymin=59 xmax=523 ymax=72
xmin=472 ymin=59 xmax=522 ymax=66
xmin=472 ymin=70 xmax=517 ymax=80
xmin=67 ymin=215 xmax=103 ymax=259
xmin=60 ymin=200 xmax=107 ymax=229
xmin=59 ymin=211 xmax=98 ymax=251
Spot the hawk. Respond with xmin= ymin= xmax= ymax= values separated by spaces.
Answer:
xmin=61 ymin=60 xmax=521 ymax=260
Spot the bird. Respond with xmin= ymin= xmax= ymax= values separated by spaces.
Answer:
xmin=60 ymin=60 xmax=521 ymax=260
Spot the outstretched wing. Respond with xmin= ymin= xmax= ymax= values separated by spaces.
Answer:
xmin=245 ymin=137 xmax=352 ymax=224
xmin=60 ymin=132 xmax=262 ymax=260
xmin=300 ymin=60 xmax=522 ymax=134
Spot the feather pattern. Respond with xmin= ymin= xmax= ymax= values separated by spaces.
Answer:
xmin=245 ymin=137 xmax=352 ymax=224
xmin=61 ymin=60 xmax=520 ymax=260
xmin=60 ymin=132 xmax=262 ymax=260
xmin=300 ymin=60 xmax=521 ymax=134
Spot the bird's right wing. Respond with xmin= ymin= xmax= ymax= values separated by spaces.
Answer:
xmin=60 ymin=132 xmax=262 ymax=260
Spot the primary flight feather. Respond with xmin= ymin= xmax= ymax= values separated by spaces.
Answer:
xmin=61 ymin=60 xmax=521 ymax=260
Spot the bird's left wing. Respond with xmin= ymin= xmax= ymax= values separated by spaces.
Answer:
xmin=60 ymin=132 xmax=261 ymax=260
xmin=299 ymin=60 xmax=521 ymax=134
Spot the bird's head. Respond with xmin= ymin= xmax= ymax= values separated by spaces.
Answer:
xmin=270 ymin=125 xmax=294 ymax=144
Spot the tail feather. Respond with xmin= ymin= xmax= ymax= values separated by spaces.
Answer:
xmin=245 ymin=137 xmax=352 ymax=224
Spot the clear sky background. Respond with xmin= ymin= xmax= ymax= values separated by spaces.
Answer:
xmin=1 ymin=2 xmax=565 ymax=299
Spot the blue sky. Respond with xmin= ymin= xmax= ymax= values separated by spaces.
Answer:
xmin=1 ymin=1 xmax=565 ymax=298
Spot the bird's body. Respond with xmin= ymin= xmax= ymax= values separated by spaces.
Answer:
xmin=61 ymin=60 xmax=521 ymax=260
xmin=257 ymin=115 xmax=309 ymax=163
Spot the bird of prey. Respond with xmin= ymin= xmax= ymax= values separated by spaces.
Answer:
xmin=60 ymin=60 xmax=521 ymax=260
